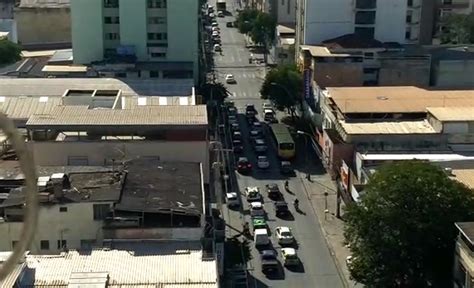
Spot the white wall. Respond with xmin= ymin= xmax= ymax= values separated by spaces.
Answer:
xmin=374 ymin=0 xmax=407 ymax=43
xmin=277 ymin=0 xmax=296 ymax=24
xmin=0 ymin=202 xmax=108 ymax=254
xmin=303 ymin=0 xmax=354 ymax=44
xmin=28 ymin=141 xmax=210 ymax=183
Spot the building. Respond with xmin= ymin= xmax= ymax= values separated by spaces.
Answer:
xmin=295 ymin=0 xmax=436 ymax=57
xmin=435 ymin=0 xmax=474 ymax=41
xmin=70 ymin=0 xmax=199 ymax=83
xmin=273 ymin=24 xmax=296 ymax=65
xmin=299 ymin=34 xmax=431 ymax=88
xmin=454 ymin=222 xmax=474 ymax=288
xmin=0 ymin=159 xmax=207 ymax=254
xmin=0 ymin=0 xmax=14 ymax=19
xmin=14 ymin=0 xmax=71 ymax=49
xmin=428 ymin=45 xmax=474 ymax=88
xmin=2 ymin=242 xmax=218 ymax=287
xmin=0 ymin=19 xmax=17 ymax=43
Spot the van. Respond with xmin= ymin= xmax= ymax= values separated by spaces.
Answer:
xmin=254 ymin=228 xmax=270 ymax=246
xmin=263 ymin=109 xmax=275 ymax=122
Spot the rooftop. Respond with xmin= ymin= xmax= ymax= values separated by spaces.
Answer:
xmin=18 ymin=0 xmax=70 ymax=8
xmin=26 ymin=105 xmax=208 ymax=127
xmin=452 ymin=169 xmax=474 ymax=190
xmin=116 ymin=160 xmax=203 ymax=215
xmin=276 ymin=24 xmax=295 ymax=35
xmin=340 ymin=120 xmax=436 ymax=135
xmin=456 ymin=222 xmax=474 ymax=246
xmin=357 ymin=152 xmax=474 ymax=162
xmin=301 ymin=45 xmax=351 ymax=58
xmin=17 ymin=241 xmax=217 ymax=287
xmin=0 ymin=95 xmax=62 ymax=122
xmin=327 ymin=86 xmax=474 ymax=114
xmin=427 ymin=107 xmax=474 ymax=122
xmin=322 ymin=33 xmax=387 ymax=50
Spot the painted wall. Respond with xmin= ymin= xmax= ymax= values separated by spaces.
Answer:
xmin=0 ymin=202 xmax=108 ymax=254
xmin=14 ymin=7 xmax=71 ymax=46
xmin=434 ymin=60 xmax=474 ymax=88
xmin=71 ymin=0 xmax=104 ymax=64
xmin=374 ymin=0 xmax=407 ymax=43
xmin=28 ymin=141 xmax=210 ymax=183
xmin=119 ymin=0 xmax=148 ymax=61
xmin=378 ymin=57 xmax=430 ymax=87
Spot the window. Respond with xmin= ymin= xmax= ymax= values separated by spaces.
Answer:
xmin=405 ymin=28 xmax=411 ymax=39
xmin=150 ymin=71 xmax=160 ymax=78
xmin=11 ymin=241 xmax=18 ymax=249
xmin=148 ymin=0 xmax=167 ymax=8
xmin=81 ymin=239 xmax=97 ymax=250
xmin=40 ymin=240 xmax=50 ymax=250
xmin=406 ymin=11 xmax=412 ymax=23
xmin=105 ymin=16 xmax=120 ymax=24
xmin=355 ymin=0 xmax=376 ymax=9
xmin=147 ymin=33 xmax=167 ymax=40
xmin=105 ymin=33 xmax=119 ymax=40
xmin=148 ymin=17 xmax=166 ymax=24
xmin=163 ymin=70 xmax=193 ymax=79
xmin=287 ymin=0 xmax=290 ymax=14
xmin=147 ymin=43 xmax=168 ymax=47
xmin=104 ymin=0 xmax=119 ymax=8
xmin=355 ymin=11 xmax=376 ymax=25
xmin=354 ymin=27 xmax=374 ymax=39
xmin=151 ymin=52 xmax=166 ymax=58
xmin=115 ymin=72 xmax=126 ymax=78
xmin=364 ymin=52 xmax=374 ymax=59
xmin=59 ymin=207 xmax=67 ymax=212
xmin=93 ymin=204 xmax=110 ymax=220
xmin=57 ymin=240 xmax=67 ymax=249
xmin=407 ymin=0 xmax=413 ymax=7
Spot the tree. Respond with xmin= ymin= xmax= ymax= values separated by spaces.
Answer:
xmin=199 ymin=82 xmax=230 ymax=104
xmin=260 ymin=64 xmax=302 ymax=117
xmin=0 ymin=39 xmax=22 ymax=65
xmin=344 ymin=161 xmax=474 ymax=287
xmin=440 ymin=13 xmax=474 ymax=44
xmin=235 ymin=9 xmax=260 ymax=34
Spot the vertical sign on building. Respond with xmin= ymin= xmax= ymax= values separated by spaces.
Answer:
xmin=303 ymin=69 xmax=315 ymax=108
xmin=340 ymin=160 xmax=350 ymax=192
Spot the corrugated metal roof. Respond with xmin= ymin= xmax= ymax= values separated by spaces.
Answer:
xmin=26 ymin=105 xmax=208 ymax=127
xmin=0 ymin=96 xmax=62 ymax=120
xmin=20 ymin=244 xmax=217 ymax=287
xmin=341 ymin=120 xmax=436 ymax=135
xmin=328 ymin=86 xmax=474 ymax=114
xmin=427 ymin=107 xmax=474 ymax=122
xmin=122 ymin=95 xmax=194 ymax=108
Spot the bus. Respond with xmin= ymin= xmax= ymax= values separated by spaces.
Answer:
xmin=269 ymin=124 xmax=295 ymax=159
xmin=216 ymin=0 xmax=226 ymax=11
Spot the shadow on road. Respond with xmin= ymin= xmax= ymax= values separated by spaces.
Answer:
xmin=225 ymin=237 xmax=253 ymax=268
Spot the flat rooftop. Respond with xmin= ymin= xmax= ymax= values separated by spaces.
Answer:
xmin=328 ymin=86 xmax=474 ymax=114
xmin=18 ymin=241 xmax=217 ymax=287
xmin=116 ymin=160 xmax=203 ymax=215
xmin=427 ymin=107 xmax=474 ymax=122
xmin=340 ymin=120 xmax=436 ymax=135
xmin=301 ymin=45 xmax=351 ymax=58
xmin=0 ymin=96 xmax=62 ymax=121
xmin=26 ymin=105 xmax=208 ymax=128
xmin=452 ymin=169 xmax=474 ymax=190
xmin=456 ymin=222 xmax=474 ymax=246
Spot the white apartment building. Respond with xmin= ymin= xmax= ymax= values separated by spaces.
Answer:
xmin=296 ymin=0 xmax=436 ymax=55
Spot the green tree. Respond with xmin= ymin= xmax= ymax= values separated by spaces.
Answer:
xmin=199 ymin=82 xmax=230 ymax=104
xmin=260 ymin=64 xmax=302 ymax=116
xmin=0 ymin=39 xmax=22 ymax=65
xmin=344 ymin=161 xmax=474 ymax=287
xmin=235 ymin=9 xmax=259 ymax=34
xmin=440 ymin=13 xmax=474 ymax=44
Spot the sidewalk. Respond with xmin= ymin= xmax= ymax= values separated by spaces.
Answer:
xmin=300 ymin=175 xmax=362 ymax=288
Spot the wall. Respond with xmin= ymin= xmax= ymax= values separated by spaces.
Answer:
xmin=119 ymin=0 xmax=147 ymax=61
xmin=167 ymin=0 xmax=199 ymax=82
xmin=303 ymin=0 xmax=354 ymax=45
xmin=321 ymin=129 xmax=354 ymax=179
xmin=378 ymin=57 xmax=430 ymax=86
xmin=71 ymin=0 xmax=104 ymax=64
xmin=276 ymin=0 xmax=296 ymax=24
xmin=0 ymin=202 xmax=107 ymax=254
xmin=103 ymin=227 xmax=202 ymax=241
xmin=313 ymin=61 xmax=364 ymax=87
xmin=14 ymin=7 xmax=71 ymax=46
xmin=28 ymin=140 xmax=210 ymax=183
xmin=434 ymin=60 xmax=474 ymax=88
xmin=374 ymin=0 xmax=407 ymax=43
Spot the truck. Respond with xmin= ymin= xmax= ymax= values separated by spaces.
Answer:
xmin=216 ymin=0 xmax=226 ymax=11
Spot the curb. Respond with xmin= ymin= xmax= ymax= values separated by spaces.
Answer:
xmin=299 ymin=175 xmax=350 ymax=288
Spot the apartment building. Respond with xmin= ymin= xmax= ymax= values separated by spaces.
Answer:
xmin=295 ymin=0 xmax=436 ymax=57
xmin=454 ymin=222 xmax=474 ymax=288
xmin=70 ymin=0 xmax=199 ymax=83
xmin=436 ymin=0 xmax=474 ymax=37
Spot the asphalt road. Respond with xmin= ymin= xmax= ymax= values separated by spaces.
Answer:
xmin=208 ymin=1 xmax=345 ymax=287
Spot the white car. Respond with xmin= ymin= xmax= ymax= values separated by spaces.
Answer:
xmin=245 ymin=186 xmax=261 ymax=202
xmin=211 ymin=21 xmax=218 ymax=27
xmin=275 ymin=226 xmax=294 ymax=245
xmin=226 ymin=192 xmax=239 ymax=207
xmin=209 ymin=13 xmax=215 ymax=18
xmin=214 ymin=44 xmax=222 ymax=52
xmin=212 ymin=26 xmax=220 ymax=32
xmin=281 ymin=248 xmax=300 ymax=266
xmin=250 ymin=201 xmax=265 ymax=217
xmin=225 ymin=74 xmax=236 ymax=84
xmin=262 ymin=102 xmax=272 ymax=110
xmin=217 ymin=11 xmax=224 ymax=17
xmin=212 ymin=31 xmax=219 ymax=37
xmin=257 ymin=156 xmax=270 ymax=169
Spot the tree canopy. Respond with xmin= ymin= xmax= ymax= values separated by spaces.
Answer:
xmin=440 ymin=13 xmax=474 ymax=44
xmin=235 ymin=9 xmax=276 ymax=46
xmin=0 ymin=39 xmax=22 ymax=66
xmin=199 ymin=82 xmax=230 ymax=104
xmin=344 ymin=161 xmax=474 ymax=287
xmin=260 ymin=64 xmax=302 ymax=115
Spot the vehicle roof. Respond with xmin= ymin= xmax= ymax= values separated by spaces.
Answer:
xmin=261 ymin=250 xmax=276 ymax=256
xmin=254 ymin=228 xmax=268 ymax=235
xmin=246 ymin=186 xmax=258 ymax=191
xmin=277 ymin=226 xmax=291 ymax=233
xmin=250 ymin=201 xmax=263 ymax=208
xmin=226 ymin=192 xmax=237 ymax=197
xmin=258 ymin=156 xmax=268 ymax=160
xmin=238 ymin=157 xmax=248 ymax=161
xmin=275 ymin=201 xmax=288 ymax=206
xmin=281 ymin=248 xmax=296 ymax=255
xmin=267 ymin=183 xmax=278 ymax=188
xmin=255 ymin=139 xmax=265 ymax=144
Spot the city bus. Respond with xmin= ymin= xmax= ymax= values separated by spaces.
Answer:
xmin=269 ymin=124 xmax=295 ymax=159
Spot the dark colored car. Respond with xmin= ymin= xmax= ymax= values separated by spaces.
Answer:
xmin=280 ymin=161 xmax=294 ymax=176
xmin=237 ymin=157 xmax=252 ymax=174
xmin=274 ymin=201 xmax=290 ymax=217
xmin=266 ymin=183 xmax=281 ymax=199
xmin=226 ymin=21 xmax=233 ymax=27
xmin=261 ymin=250 xmax=279 ymax=274
xmin=233 ymin=139 xmax=244 ymax=153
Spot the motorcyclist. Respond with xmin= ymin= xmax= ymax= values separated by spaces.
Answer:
xmin=293 ymin=198 xmax=299 ymax=207
xmin=284 ymin=180 xmax=289 ymax=191
xmin=243 ymin=222 xmax=250 ymax=235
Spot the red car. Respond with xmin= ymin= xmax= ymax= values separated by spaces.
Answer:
xmin=237 ymin=157 xmax=252 ymax=174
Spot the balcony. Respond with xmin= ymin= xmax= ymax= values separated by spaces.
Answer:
xmin=355 ymin=0 xmax=376 ymax=10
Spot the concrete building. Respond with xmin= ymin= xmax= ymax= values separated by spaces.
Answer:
xmin=295 ymin=0 xmax=436 ymax=57
xmin=454 ymin=222 xmax=474 ymax=288
xmin=14 ymin=0 xmax=71 ymax=49
xmin=70 ymin=0 xmax=199 ymax=83
xmin=0 ymin=160 xmax=207 ymax=254
xmin=428 ymin=45 xmax=474 ymax=88
xmin=273 ymin=24 xmax=295 ymax=65
xmin=435 ymin=0 xmax=474 ymax=41
xmin=0 ymin=0 xmax=14 ymax=19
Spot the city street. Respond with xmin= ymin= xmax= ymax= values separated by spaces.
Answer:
xmin=207 ymin=1 xmax=346 ymax=287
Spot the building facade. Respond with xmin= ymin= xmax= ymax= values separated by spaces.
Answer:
xmin=70 ymin=0 xmax=199 ymax=83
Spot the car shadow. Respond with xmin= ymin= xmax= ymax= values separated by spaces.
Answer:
xmin=276 ymin=212 xmax=295 ymax=221
xmin=264 ymin=262 xmax=285 ymax=280
xmin=285 ymin=261 xmax=305 ymax=273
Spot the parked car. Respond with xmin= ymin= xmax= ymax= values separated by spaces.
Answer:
xmin=253 ymin=138 xmax=268 ymax=153
xmin=226 ymin=21 xmax=233 ymax=27
xmin=227 ymin=106 xmax=237 ymax=115
xmin=261 ymin=250 xmax=279 ymax=274
xmin=246 ymin=104 xmax=256 ymax=113
xmin=232 ymin=131 xmax=242 ymax=140
xmin=237 ymin=157 xmax=252 ymax=174
xmin=214 ymin=44 xmax=222 ymax=52
xmin=231 ymin=122 xmax=240 ymax=132
xmin=228 ymin=115 xmax=237 ymax=125
xmin=257 ymin=156 xmax=270 ymax=169
xmin=281 ymin=248 xmax=300 ymax=266
xmin=274 ymin=201 xmax=290 ymax=217
xmin=252 ymin=216 xmax=267 ymax=231
xmin=225 ymin=74 xmax=236 ymax=84
xmin=254 ymin=228 xmax=270 ymax=246
xmin=266 ymin=183 xmax=281 ymax=199
xmin=226 ymin=192 xmax=239 ymax=207
xmin=245 ymin=186 xmax=261 ymax=202
xmin=275 ymin=226 xmax=295 ymax=245
xmin=217 ymin=11 xmax=224 ymax=17
xmin=233 ymin=139 xmax=243 ymax=153
xmin=250 ymin=201 xmax=265 ymax=217
xmin=212 ymin=31 xmax=219 ymax=37
xmin=211 ymin=21 xmax=218 ymax=27
xmin=280 ymin=161 xmax=294 ymax=176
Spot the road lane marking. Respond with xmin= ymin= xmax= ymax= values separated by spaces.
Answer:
xmin=242 ymin=92 xmax=247 ymax=97
xmin=232 ymin=92 xmax=237 ymax=97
